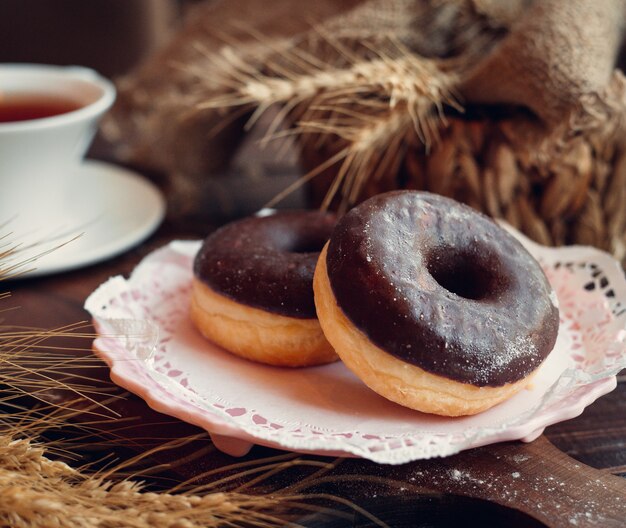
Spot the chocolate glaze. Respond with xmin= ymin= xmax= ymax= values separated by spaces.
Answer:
xmin=195 ymin=210 xmax=336 ymax=318
xmin=326 ymin=191 xmax=559 ymax=387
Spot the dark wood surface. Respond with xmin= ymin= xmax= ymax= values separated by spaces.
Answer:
xmin=3 ymin=181 xmax=626 ymax=528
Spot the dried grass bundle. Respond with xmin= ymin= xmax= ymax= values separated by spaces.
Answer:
xmin=0 ymin=437 xmax=293 ymax=528
xmin=194 ymin=34 xmax=461 ymax=212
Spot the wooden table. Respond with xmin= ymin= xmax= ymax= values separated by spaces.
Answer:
xmin=3 ymin=177 xmax=626 ymax=528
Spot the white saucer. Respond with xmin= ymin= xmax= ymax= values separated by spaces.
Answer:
xmin=8 ymin=160 xmax=166 ymax=278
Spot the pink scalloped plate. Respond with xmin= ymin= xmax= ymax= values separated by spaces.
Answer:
xmin=85 ymin=228 xmax=626 ymax=464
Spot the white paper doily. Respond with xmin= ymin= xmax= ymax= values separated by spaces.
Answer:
xmin=85 ymin=229 xmax=626 ymax=464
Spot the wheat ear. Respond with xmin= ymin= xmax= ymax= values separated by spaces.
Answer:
xmin=192 ymin=31 xmax=458 ymax=208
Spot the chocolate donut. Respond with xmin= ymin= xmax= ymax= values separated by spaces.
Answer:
xmin=191 ymin=210 xmax=338 ymax=367
xmin=313 ymin=191 xmax=559 ymax=416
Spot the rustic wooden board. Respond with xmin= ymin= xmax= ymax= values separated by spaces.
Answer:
xmin=4 ymin=220 xmax=625 ymax=528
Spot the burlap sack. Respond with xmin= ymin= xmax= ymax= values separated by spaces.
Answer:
xmin=104 ymin=0 xmax=626 ymax=264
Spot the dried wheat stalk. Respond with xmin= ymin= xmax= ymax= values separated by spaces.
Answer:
xmin=1 ymin=436 xmax=287 ymax=528
xmin=192 ymin=34 xmax=460 ymax=211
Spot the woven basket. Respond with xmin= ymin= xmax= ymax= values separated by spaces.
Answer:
xmin=306 ymin=78 xmax=626 ymax=268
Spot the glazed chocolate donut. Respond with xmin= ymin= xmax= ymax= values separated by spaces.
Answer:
xmin=191 ymin=210 xmax=338 ymax=367
xmin=313 ymin=191 xmax=559 ymax=416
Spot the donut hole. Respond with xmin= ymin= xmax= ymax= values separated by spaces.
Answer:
xmin=280 ymin=232 xmax=330 ymax=254
xmin=288 ymin=239 xmax=326 ymax=254
xmin=427 ymin=246 xmax=503 ymax=301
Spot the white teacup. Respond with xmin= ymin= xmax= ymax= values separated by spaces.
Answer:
xmin=0 ymin=64 xmax=115 ymax=235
